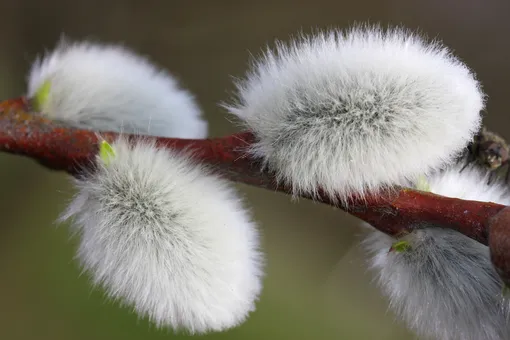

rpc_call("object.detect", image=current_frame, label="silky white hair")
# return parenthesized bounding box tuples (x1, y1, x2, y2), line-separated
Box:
(363, 164, 510, 340)
(27, 39, 207, 138)
(227, 26, 483, 203)
(60, 138, 263, 334)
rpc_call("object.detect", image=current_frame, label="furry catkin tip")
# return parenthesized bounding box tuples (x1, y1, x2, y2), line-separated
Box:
(27, 39, 207, 138)
(227, 25, 483, 203)
(363, 164, 510, 340)
(60, 138, 263, 333)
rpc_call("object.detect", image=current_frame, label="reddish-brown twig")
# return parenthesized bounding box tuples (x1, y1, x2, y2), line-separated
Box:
(1, 96, 509, 283)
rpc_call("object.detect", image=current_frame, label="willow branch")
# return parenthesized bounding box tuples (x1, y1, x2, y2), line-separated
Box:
(1, 97, 509, 279)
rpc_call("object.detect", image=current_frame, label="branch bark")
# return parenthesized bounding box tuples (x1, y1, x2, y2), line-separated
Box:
(1, 96, 509, 283)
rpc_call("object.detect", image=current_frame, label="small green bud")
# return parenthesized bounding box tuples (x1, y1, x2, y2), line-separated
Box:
(33, 80, 52, 112)
(415, 174, 431, 192)
(99, 140, 116, 166)
(390, 240, 412, 253)
(503, 285, 510, 298)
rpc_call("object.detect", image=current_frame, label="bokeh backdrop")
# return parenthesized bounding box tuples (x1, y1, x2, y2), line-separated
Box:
(0, 1, 509, 339)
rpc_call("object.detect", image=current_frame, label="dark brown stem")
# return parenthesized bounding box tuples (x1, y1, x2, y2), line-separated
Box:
(0, 97, 507, 250)
(489, 207, 510, 286)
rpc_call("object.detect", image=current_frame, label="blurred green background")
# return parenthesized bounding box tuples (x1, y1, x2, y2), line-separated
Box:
(0, 0, 509, 339)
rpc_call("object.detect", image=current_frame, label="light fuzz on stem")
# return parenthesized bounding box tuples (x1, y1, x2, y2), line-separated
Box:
(60, 137, 264, 334)
(228, 25, 483, 204)
(27, 39, 207, 138)
(363, 164, 510, 340)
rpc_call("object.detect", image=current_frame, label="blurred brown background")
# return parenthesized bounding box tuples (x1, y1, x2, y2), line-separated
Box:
(0, 0, 508, 339)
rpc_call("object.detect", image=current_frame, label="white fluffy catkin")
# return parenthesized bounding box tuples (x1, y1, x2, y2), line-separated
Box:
(363, 164, 510, 340)
(27, 40, 207, 138)
(60, 138, 263, 333)
(227, 26, 483, 202)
